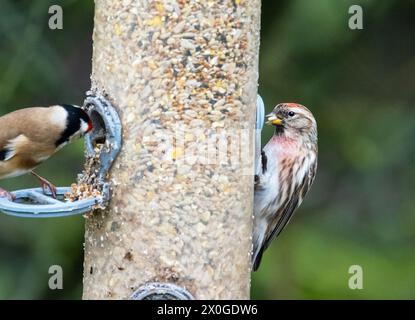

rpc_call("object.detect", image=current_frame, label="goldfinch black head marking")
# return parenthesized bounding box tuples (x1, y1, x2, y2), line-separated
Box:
(55, 104, 92, 147)
(0, 149, 8, 161)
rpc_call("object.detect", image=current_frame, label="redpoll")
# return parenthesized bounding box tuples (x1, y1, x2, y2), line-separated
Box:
(252, 103, 318, 271)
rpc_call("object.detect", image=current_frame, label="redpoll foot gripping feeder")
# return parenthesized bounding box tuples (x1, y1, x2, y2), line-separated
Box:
(0, 93, 122, 218)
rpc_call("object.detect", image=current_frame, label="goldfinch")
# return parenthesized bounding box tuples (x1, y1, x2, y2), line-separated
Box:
(0, 104, 92, 200)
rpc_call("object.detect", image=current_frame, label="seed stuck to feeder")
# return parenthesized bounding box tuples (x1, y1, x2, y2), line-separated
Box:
(64, 141, 105, 213)
(65, 183, 102, 203)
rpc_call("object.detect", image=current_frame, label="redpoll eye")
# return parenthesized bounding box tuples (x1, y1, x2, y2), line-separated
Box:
(288, 111, 295, 117)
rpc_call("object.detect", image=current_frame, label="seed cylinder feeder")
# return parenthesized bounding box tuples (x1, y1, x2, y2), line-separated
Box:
(83, 0, 261, 299)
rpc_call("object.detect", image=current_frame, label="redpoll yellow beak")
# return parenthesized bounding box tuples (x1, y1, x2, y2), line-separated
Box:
(266, 114, 283, 126)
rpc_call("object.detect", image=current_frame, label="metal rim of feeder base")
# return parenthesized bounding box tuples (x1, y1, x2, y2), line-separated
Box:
(130, 282, 194, 300)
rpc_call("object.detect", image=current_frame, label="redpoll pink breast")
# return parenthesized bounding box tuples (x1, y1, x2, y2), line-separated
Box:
(253, 103, 318, 271)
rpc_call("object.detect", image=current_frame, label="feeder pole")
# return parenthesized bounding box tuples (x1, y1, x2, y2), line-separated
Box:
(83, 0, 261, 299)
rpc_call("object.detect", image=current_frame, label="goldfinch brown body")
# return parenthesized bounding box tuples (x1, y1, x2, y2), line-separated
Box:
(0, 105, 92, 199)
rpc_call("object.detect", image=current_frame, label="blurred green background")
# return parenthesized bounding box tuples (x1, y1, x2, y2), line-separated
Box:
(0, 0, 414, 299)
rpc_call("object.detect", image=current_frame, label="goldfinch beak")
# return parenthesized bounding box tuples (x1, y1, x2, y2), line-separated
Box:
(266, 113, 283, 126)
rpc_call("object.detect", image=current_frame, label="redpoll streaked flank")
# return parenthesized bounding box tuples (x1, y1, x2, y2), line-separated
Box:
(252, 103, 318, 271)
(0, 105, 92, 200)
